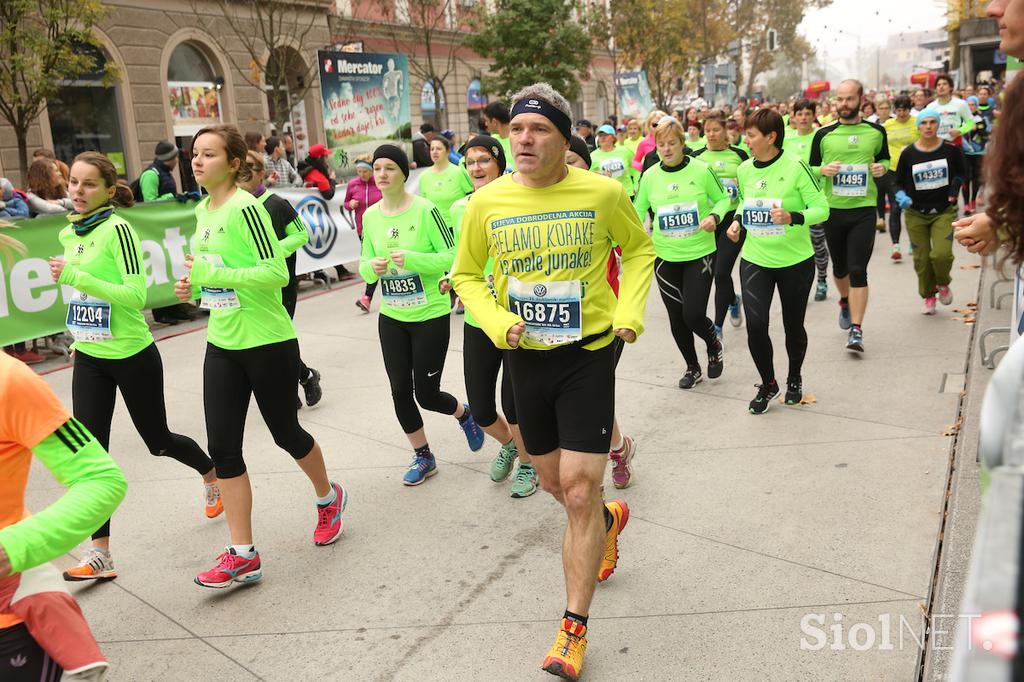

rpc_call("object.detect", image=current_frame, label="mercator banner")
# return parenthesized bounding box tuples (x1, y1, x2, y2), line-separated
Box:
(0, 192, 362, 347)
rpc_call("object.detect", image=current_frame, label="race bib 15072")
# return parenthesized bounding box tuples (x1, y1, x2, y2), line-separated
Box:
(741, 198, 785, 237)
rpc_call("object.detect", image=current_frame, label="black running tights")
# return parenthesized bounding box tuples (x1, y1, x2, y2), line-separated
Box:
(739, 257, 815, 385)
(655, 255, 718, 368)
(73, 343, 214, 540)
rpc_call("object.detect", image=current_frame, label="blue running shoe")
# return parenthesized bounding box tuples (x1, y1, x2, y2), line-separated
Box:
(403, 455, 437, 486)
(838, 303, 852, 330)
(459, 404, 485, 452)
(728, 295, 743, 327)
(846, 326, 864, 353)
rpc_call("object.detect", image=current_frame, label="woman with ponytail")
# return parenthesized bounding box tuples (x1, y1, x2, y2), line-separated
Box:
(49, 151, 220, 583)
(173, 125, 347, 588)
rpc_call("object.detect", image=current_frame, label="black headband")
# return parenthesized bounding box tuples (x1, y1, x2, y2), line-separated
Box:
(510, 97, 572, 141)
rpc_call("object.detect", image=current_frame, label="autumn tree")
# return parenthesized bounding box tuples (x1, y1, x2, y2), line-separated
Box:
(195, 0, 333, 134)
(610, 0, 732, 111)
(727, 0, 830, 99)
(372, 0, 471, 128)
(467, 0, 592, 101)
(0, 0, 114, 181)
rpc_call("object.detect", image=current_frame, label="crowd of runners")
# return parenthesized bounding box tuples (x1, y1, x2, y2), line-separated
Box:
(0, 67, 1001, 680)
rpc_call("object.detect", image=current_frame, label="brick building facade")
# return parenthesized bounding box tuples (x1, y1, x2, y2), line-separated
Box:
(0, 0, 615, 188)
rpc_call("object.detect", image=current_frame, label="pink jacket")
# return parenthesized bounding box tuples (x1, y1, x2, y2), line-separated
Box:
(344, 176, 382, 237)
(633, 134, 656, 171)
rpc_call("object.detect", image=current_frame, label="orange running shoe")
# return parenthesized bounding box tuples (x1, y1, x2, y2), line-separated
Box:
(63, 548, 117, 581)
(205, 480, 224, 518)
(541, 618, 587, 680)
(597, 499, 629, 583)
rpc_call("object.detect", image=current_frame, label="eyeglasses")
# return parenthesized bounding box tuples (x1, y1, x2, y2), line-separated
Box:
(465, 157, 493, 169)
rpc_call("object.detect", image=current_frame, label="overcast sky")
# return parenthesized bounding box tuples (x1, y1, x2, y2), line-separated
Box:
(799, 0, 950, 75)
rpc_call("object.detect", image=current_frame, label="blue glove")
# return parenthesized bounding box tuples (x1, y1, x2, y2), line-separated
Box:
(894, 190, 913, 210)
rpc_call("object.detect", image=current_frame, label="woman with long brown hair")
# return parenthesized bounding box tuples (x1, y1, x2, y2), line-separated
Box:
(174, 124, 346, 588)
(26, 159, 72, 215)
(49, 152, 219, 582)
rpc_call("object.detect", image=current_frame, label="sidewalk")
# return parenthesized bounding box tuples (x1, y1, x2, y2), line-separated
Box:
(27, 236, 981, 681)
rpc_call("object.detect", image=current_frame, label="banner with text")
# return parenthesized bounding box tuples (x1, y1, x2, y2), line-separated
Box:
(0, 193, 363, 347)
(317, 50, 411, 174)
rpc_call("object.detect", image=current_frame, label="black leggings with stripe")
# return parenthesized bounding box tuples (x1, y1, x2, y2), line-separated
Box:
(655, 255, 718, 369)
(379, 313, 459, 433)
(72, 343, 214, 540)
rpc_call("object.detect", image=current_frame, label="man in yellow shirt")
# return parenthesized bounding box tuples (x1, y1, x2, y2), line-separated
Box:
(451, 82, 654, 680)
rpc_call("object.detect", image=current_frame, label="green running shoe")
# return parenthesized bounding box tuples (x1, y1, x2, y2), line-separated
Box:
(490, 441, 517, 482)
(510, 462, 538, 498)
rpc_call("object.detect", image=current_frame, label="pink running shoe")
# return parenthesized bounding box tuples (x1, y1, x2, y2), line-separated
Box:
(314, 481, 348, 546)
(355, 295, 371, 313)
(194, 548, 262, 588)
(609, 435, 636, 489)
(936, 285, 953, 306)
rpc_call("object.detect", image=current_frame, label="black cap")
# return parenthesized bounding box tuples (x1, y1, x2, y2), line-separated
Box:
(372, 144, 410, 179)
(462, 135, 507, 174)
(154, 140, 179, 161)
(419, 123, 436, 134)
(575, 119, 593, 129)
(568, 135, 591, 168)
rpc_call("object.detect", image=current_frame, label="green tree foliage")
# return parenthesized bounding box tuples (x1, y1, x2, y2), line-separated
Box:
(467, 0, 592, 101)
(0, 0, 114, 181)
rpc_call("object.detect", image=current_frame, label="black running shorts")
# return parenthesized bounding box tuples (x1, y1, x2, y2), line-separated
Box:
(504, 340, 616, 455)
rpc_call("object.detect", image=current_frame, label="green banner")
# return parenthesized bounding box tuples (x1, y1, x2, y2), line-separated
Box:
(0, 200, 200, 347)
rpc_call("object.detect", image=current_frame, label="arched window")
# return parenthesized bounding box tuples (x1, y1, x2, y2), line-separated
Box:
(47, 43, 128, 175)
(167, 42, 223, 138)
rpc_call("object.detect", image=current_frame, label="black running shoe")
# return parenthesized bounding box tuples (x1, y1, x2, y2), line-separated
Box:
(784, 377, 802, 405)
(707, 339, 724, 379)
(301, 368, 323, 407)
(748, 381, 780, 414)
(678, 367, 703, 389)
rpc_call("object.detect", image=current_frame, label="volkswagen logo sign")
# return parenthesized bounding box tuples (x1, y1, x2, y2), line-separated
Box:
(80, 292, 88, 301)
(297, 195, 338, 259)
(533, 284, 547, 297)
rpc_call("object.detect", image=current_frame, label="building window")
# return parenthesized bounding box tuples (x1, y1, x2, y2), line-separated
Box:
(167, 42, 223, 139)
(47, 43, 128, 175)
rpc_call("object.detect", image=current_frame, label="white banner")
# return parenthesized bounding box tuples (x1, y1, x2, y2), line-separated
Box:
(274, 187, 360, 275)
(275, 169, 424, 276)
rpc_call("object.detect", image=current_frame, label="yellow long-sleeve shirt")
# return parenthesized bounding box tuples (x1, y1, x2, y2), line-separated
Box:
(451, 166, 655, 351)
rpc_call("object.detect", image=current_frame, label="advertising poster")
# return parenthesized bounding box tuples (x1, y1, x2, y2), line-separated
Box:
(317, 51, 411, 172)
(168, 83, 222, 136)
(615, 71, 654, 121)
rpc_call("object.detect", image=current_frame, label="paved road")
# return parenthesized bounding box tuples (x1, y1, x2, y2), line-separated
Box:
(28, 234, 980, 681)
